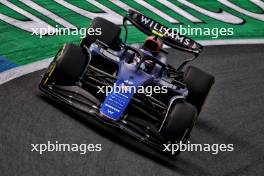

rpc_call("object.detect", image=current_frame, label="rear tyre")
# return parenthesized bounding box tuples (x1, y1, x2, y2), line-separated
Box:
(80, 17, 121, 49)
(160, 102, 197, 143)
(43, 43, 88, 85)
(183, 66, 215, 114)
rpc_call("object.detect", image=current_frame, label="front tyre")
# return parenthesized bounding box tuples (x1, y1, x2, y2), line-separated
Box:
(160, 101, 197, 143)
(41, 43, 88, 85)
(80, 17, 121, 49)
(183, 66, 215, 114)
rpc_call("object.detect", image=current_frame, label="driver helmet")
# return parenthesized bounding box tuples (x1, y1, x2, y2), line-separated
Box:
(143, 36, 163, 56)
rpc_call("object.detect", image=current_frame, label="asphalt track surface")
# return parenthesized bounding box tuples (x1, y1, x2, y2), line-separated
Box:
(0, 45, 264, 176)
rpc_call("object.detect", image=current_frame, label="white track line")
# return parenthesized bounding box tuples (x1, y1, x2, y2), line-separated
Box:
(199, 39, 264, 45)
(0, 58, 52, 85)
(0, 39, 264, 85)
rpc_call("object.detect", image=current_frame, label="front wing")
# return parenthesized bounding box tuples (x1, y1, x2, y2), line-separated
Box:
(39, 82, 172, 155)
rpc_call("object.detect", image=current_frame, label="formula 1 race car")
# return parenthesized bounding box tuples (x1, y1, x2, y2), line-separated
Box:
(39, 10, 214, 155)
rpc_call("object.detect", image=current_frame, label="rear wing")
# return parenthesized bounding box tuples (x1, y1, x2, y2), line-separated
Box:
(124, 9, 203, 54)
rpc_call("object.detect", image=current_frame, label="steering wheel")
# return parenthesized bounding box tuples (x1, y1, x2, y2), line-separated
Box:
(123, 45, 167, 70)
(123, 45, 144, 67)
(143, 55, 167, 69)
(123, 45, 143, 59)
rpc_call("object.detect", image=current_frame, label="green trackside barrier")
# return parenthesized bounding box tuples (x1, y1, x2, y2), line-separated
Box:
(0, 0, 263, 66)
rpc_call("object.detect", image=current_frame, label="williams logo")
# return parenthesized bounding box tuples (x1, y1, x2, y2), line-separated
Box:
(140, 15, 190, 46)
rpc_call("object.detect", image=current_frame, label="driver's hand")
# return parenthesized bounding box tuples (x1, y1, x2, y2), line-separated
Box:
(133, 54, 141, 64)
(143, 60, 154, 73)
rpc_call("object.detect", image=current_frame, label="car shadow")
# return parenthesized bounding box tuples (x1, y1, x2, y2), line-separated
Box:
(37, 93, 202, 173)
